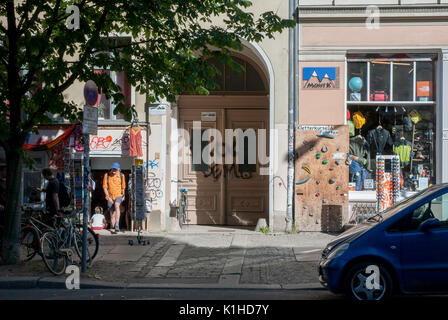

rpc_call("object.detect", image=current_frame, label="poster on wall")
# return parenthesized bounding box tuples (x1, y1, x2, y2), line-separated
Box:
(302, 67, 340, 89)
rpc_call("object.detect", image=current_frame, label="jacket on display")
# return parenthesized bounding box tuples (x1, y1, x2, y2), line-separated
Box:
(393, 139, 413, 168)
(349, 135, 372, 172)
(367, 127, 393, 155)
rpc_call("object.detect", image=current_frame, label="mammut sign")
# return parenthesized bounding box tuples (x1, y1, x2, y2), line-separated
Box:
(302, 67, 339, 90)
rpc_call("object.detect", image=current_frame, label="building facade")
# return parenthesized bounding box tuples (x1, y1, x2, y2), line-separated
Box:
(20, 1, 448, 232)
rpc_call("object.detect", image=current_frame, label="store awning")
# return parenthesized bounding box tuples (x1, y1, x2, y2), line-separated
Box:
(23, 124, 76, 151)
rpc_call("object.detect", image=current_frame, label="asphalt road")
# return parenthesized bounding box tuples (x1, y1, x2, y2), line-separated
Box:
(0, 287, 341, 300)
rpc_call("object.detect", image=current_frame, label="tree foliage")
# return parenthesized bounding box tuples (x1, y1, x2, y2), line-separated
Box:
(0, 0, 293, 263)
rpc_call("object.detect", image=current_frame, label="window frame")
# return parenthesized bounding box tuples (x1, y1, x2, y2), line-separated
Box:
(347, 57, 436, 105)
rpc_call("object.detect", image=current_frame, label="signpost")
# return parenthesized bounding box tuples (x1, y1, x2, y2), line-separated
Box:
(81, 80, 99, 272)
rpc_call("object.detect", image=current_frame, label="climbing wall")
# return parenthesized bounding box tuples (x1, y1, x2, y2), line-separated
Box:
(295, 125, 349, 232)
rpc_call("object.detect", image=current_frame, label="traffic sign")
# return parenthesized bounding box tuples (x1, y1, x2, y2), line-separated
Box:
(82, 105, 98, 135)
(84, 80, 99, 106)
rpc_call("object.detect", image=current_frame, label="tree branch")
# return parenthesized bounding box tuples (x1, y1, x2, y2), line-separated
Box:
(20, 0, 62, 96)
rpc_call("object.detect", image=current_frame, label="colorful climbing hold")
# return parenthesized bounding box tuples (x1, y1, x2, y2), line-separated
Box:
(322, 160, 328, 165)
(316, 153, 322, 159)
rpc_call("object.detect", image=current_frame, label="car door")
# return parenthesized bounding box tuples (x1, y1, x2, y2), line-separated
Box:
(399, 192, 448, 292)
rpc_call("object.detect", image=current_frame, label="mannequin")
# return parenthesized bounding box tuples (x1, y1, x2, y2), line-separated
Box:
(349, 135, 371, 191)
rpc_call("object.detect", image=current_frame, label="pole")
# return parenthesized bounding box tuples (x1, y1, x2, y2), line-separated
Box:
(286, 0, 296, 232)
(81, 131, 89, 272)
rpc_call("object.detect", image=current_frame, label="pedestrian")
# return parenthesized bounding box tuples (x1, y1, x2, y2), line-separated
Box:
(38, 168, 60, 218)
(103, 162, 126, 234)
(89, 206, 106, 230)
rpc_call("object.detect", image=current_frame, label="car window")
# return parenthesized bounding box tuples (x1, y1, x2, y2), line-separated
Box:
(389, 193, 448, 232)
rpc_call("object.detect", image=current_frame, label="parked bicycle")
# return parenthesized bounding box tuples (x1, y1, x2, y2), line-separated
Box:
(40, 211, 95, 275)
(171, 179, 192, 229)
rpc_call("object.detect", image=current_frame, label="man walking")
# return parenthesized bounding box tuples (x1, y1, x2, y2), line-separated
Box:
(103, 163, 126, 234)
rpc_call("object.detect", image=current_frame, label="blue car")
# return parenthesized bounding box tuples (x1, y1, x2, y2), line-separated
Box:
(319, 183, 448, 300)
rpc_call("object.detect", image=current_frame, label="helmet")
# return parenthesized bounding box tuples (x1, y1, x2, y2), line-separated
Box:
(352, 111, 366, 129)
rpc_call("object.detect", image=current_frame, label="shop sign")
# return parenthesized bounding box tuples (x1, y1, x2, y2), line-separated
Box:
(89, 129, 135, 155)
(297, 125, 339, 136)
(149, 104, 167, 115)
(201, 112, 216, 122)
(302, 67, 339, 90)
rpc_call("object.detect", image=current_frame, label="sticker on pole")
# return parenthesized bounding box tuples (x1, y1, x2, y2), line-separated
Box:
(84, 80, 99, 107)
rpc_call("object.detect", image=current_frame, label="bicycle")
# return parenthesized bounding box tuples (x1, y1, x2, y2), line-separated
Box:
(40, 211, 94, 275)
(171, 179, 192, 229)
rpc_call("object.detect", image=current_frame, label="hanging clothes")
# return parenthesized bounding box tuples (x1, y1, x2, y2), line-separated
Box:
(367, 127, 393, 155)
(349, 135, 372, 172)
(129, 126, 143, 157)
(393, 140, 413, 168)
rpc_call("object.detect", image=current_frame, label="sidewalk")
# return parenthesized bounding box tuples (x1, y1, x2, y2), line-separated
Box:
(0, 227, 337, 290)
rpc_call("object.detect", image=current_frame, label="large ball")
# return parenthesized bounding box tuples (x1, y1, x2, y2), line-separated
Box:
(349, 77, 363, 92)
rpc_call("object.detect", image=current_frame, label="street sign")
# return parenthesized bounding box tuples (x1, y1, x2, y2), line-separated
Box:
(82, 105, 98, 135)
(84, 80, 99, 106)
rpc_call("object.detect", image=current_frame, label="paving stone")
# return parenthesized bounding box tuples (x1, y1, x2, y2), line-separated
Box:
(155, 244, 186, 267)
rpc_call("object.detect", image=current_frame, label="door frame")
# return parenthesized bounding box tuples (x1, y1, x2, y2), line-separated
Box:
(172, 41, 275, 228)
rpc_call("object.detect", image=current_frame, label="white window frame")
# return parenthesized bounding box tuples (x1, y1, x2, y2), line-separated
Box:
(347, 57, 436, 105)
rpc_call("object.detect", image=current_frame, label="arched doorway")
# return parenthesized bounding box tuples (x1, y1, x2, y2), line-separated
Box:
(177, 52, 270, 226)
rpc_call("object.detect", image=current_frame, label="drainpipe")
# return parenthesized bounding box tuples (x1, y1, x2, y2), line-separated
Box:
(286, 0, 297, 232)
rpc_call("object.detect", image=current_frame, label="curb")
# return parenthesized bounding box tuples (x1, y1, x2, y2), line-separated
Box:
(0, 277, 323, 291)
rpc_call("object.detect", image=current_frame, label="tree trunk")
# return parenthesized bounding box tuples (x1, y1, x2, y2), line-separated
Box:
(1, 148, 23, 264)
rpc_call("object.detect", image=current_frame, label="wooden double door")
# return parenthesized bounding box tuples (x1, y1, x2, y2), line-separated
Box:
(179, 108, 269, 226)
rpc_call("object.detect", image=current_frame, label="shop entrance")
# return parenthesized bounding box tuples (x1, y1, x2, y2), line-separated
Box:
(91, 170, 131, 230)
(178, 107, 269, 226)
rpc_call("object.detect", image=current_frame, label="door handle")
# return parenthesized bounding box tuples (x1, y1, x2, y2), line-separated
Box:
(390, 245, 397, 250)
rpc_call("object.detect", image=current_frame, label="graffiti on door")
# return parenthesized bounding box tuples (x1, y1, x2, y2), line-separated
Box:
(146, 172, 163, 205)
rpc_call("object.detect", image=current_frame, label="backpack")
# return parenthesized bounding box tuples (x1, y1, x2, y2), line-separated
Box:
(106, 172, 124, 188)
(58, 182, 71, 208)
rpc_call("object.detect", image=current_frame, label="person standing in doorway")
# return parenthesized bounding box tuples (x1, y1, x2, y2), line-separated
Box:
(39, 168, 60, 218)
(103, 163, 126, 234)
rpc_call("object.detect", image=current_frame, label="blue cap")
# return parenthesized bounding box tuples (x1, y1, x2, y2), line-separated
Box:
(111, 162, 120, 170)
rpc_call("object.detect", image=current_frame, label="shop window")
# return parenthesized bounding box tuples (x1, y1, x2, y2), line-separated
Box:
(393, 62, 413, 102)
(416, 61, 435, 102)
(22, 153, 46, 204)
(369, 62, 391, 102)
(347, 56, 436, 103)
(348, 104, 436, 193)
(347, 62, 367, 102)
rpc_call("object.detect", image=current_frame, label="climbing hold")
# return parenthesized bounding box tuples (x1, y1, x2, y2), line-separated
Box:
(329, 178, 335, 184)
(336, 186, 341, 190)
(316, 218, 321, 224)
(316, 153, 322, 159)
(303, 206, 308, 210)
(322, 199, 328, 204)
(316, 180, 320, 185)
(329, 167, 334, 171)
(321, 146, 328, 153)
(322, 160, 328, 165)
(310, 147, 314, 151)
(315, 192, 320, 197)
(309, 211, 314, 217)
(335, 160, 341, 166)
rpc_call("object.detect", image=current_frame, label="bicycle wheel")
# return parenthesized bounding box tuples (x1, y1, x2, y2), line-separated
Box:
(75, 225, 99, 261)
(40, 231, 67, 275)
(73, 230, 93, 266)
(20, 226, 40, 262)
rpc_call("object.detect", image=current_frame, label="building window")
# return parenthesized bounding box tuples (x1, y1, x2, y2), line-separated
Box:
(346, 54, 437, 195)
(95, 37, 132, 120)
(204, 56, 267, 94)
